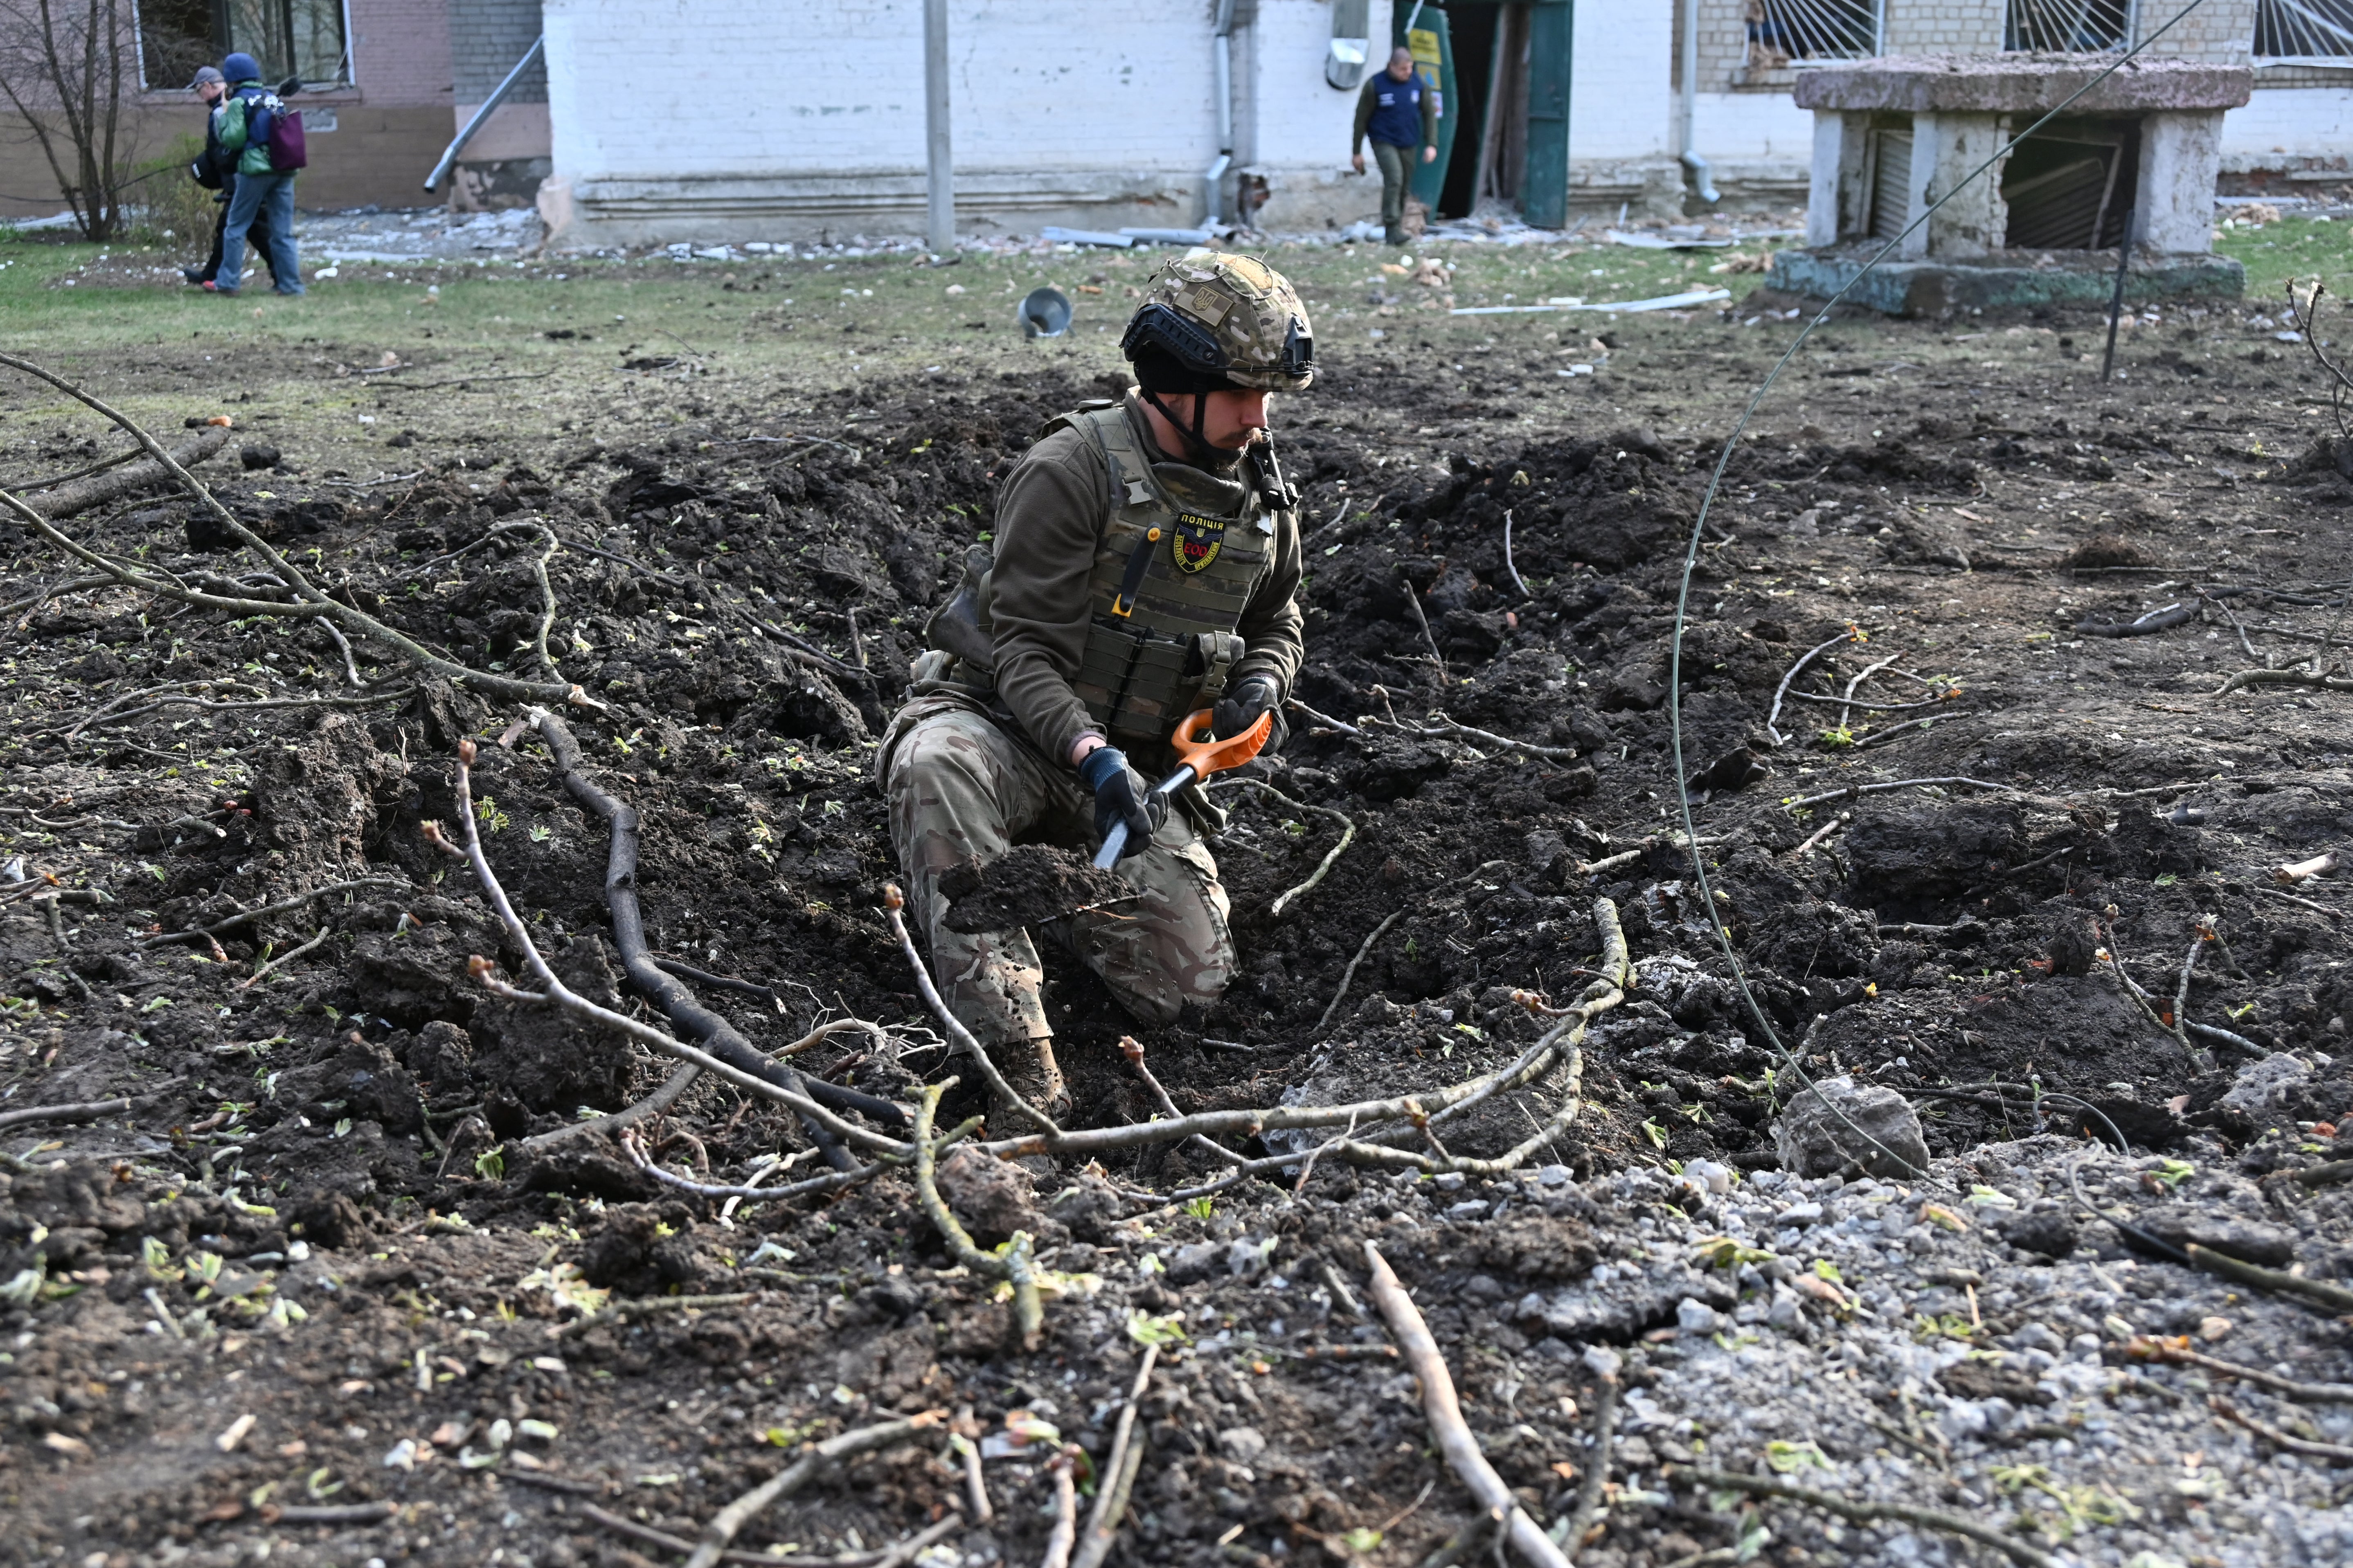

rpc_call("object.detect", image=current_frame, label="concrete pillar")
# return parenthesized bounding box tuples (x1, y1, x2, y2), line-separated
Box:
(2135, 110, 2224, 254)
(1806, 110, 1844, 247)
(1910, 112, 2009, 261)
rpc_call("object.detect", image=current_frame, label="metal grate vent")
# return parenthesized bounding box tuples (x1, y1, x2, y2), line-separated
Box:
(1868, 130, 1913, 241)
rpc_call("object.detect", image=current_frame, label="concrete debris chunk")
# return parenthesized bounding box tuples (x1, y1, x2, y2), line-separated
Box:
(1771, 1074, 1930, 1180)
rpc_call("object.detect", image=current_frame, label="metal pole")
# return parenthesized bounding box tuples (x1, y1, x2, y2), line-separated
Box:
(2101, 206, 2135, 382)
(923, 0, 954, 253)
(424, 36, 544, 192)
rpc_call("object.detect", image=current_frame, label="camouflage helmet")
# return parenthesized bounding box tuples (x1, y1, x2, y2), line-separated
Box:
(1121, 252, 1314, 394)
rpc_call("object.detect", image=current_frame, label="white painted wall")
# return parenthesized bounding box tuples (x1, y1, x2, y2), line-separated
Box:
(1572, 0, 1672, 160)
(2222, 85, 2353, 170)
(541, 0, 1383, 245)
(1692, 90, 1815, 166)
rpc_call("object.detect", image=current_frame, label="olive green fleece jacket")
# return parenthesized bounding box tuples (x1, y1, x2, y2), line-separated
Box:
(987, 395, 1304, 769)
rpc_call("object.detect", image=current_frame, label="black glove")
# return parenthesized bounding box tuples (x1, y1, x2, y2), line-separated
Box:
(1214, 676, 1286, 747)
(1080, 745, 1164, 859)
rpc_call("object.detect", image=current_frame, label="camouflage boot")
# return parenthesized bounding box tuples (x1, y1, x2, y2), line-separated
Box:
(988, 1034, 1070, 1133)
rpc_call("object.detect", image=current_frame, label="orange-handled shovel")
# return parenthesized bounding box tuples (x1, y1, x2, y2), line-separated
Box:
(1093, 708, 1275, 868)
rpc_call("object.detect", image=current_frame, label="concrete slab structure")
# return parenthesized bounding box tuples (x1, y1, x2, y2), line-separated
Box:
(1770, 54, 2252, 314)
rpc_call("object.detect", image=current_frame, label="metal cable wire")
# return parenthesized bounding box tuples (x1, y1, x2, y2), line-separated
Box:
(1665, 0, 2213, 1181)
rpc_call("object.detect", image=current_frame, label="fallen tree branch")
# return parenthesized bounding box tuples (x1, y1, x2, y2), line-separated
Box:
(1362, 1242, 1569, 1568)
(2210, 1397, 2353, 1465)
(1787, 811, 1849, 860)
(1040, 1450, 1080, 1568)
(1220, 777, 1356, 918)
(682, 1412, 948, 1568)
(0, 1095, 137, 1134)
(1284, 697, 1361, 736)
(912, 1081, 1041, 1348)
(426, 743, 903, 1160)
(239, 927, 331, 990)
(526, 709, 901, 1166)
(2276, 850, 2339, 886)
(515, 1062, 702, 1154)
(0, 351, 592, 707)
(1765, 625, 1863, 746)
(1780, 776, 2013, 813)
(1678, 1469, 2056, 1568)
(138, 877, 410, 948)
(2217, 666, 2353, 695)
(2126, 1336, 2353, 1403)
(1555, 1351, 1619, 1553)
(1072, 1345, 1159, 1568)
(2074, 601, 2198, 638)
(1397, 566, 1447, 668)
(16, 426, 232, 520)
(583, 1506, 959, 1568)
(992, 900, 1626, 1175)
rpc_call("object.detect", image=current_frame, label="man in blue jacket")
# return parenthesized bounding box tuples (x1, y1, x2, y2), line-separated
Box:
(1351, 47, 1439, 246)
(183, 65, 279, 290)
(209, 53, 303, 297)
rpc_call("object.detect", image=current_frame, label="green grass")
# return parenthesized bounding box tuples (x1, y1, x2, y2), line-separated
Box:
(2214, 214, 2353, 312)
(0, 221, 1782, 381)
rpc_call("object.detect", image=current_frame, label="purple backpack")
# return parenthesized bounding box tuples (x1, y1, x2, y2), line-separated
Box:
(267, 104, 307, 172)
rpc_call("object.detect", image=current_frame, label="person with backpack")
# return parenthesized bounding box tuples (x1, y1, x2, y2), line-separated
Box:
(183, 65, 279, 290)
(209, 52, 304, 297)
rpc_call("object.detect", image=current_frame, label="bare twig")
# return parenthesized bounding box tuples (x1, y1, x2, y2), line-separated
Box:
(1765, 625, 1863, 747)
(1398, 566, 1446, 667)
(1835, 650, 1904, 736)
(2183, 1242, 2353, 1312)
(913, 1081, 1042, 1347)
(239, 927, 331, 990)
(1072, 1346, 1159, 1568)
(11, 426, 232, 519)
(1220, 777, 1356, 917)
(1039, 1450, 1080, 1568)
(0, 353, 590, 707)
(1788, 811, 1849, 860)
(2211, 1397, 2353, 1465)
(138, 877, 408, 948)
(1680, 1469, 2056, 1568)
(1500, 509, 1531, 598)
(1284, 697, 1361, 736)
(1780, 776, 2013, 812)
(1318, 910, 1403, 1032)
(1556, 1358, 1619, 1553)
(619, 1127, 897, 1204)
(2126, 1336, 2353, 1404)
(555, 1293, 757, 1341)
(516, 1062, 703, 1154)
(681, 1413, 947, 1568)
(0, 1095, 137, 1134)
(1362, 1243, 1570, 1568)
(882, 884, 1060, 1137)
(2217, 666, 2353, 695)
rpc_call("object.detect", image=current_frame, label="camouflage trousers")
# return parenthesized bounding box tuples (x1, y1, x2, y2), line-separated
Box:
(881, 700, 1235, 1047)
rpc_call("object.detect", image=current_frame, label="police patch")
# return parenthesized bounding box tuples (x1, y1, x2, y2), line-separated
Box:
(1173, 513, 1225, 573)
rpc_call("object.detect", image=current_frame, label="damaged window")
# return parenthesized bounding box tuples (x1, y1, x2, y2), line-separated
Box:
(1744, 0, 1880, 70)
(2256, 0, 2353, 61)
(2005, 0, 2131, 52)
(135, 0, 350, 91)
(2001, 118, 2139, 250)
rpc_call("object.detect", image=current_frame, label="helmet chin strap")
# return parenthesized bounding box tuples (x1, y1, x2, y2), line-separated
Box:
(1139, 387, 1246, 471)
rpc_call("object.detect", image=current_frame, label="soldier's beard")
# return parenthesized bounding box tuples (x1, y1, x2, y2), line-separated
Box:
(1139, 388, 1259, 474)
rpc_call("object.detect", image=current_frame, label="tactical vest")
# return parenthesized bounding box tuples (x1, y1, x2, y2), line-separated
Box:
(922, 402, 1281, 758)
(1058, 403, 1274, 750)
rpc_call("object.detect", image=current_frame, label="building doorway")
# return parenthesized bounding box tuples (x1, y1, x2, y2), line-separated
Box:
(1396, 2, 1569, 227)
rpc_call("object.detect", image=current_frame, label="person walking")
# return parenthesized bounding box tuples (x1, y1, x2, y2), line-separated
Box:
(209, 52, 302, 297)
(1352, 46, 1439, 246)
(880, 254, 1313, 1127)
(183, 65, 278, 290)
